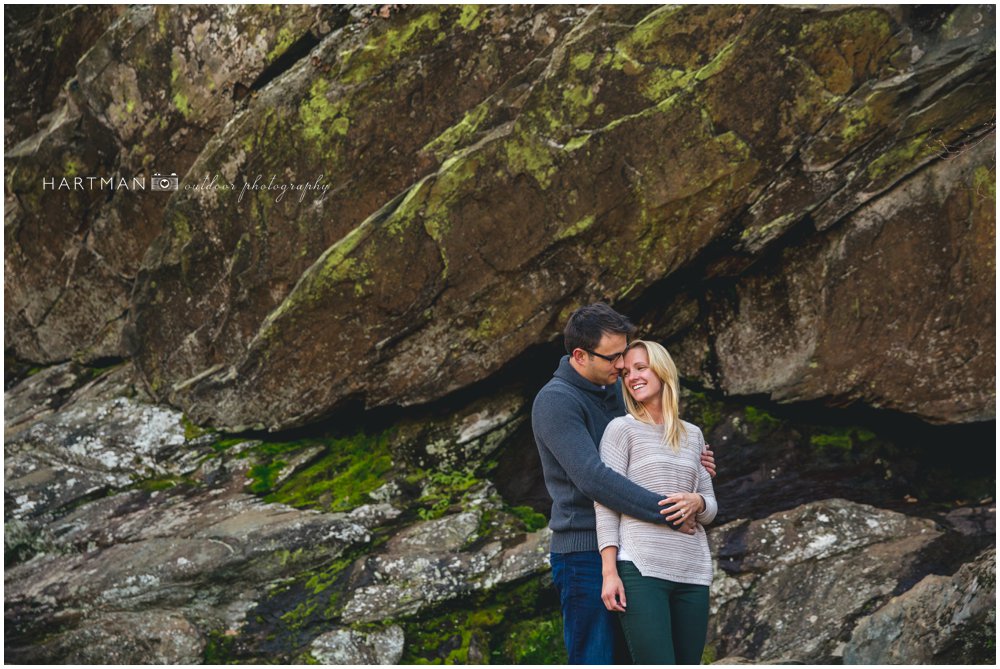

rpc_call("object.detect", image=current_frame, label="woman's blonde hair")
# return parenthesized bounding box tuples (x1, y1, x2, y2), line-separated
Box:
(622, 340, 687, 451)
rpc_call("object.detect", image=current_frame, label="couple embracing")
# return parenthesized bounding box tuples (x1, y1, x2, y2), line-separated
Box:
(532, 303, 718, 665)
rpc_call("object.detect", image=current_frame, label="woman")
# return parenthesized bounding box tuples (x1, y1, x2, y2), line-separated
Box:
(594, 340, 717, 664)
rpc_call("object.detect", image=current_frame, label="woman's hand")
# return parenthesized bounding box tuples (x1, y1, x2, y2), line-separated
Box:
(601, 571, 627, 612)
(659, 492, 705, 527)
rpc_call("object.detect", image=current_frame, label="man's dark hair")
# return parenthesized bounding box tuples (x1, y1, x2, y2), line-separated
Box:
(563, 303, 636, 355)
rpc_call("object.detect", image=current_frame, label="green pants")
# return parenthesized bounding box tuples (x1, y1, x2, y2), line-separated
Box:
(616, 561, 710, 664)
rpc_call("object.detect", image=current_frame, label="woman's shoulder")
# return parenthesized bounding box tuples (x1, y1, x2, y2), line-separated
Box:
(681, 420, 705, 442)
(606, 415, 634, 432)
(603, 415, 644, 438)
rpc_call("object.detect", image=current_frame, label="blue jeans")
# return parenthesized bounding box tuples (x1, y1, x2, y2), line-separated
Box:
(550, 551, 631, 665)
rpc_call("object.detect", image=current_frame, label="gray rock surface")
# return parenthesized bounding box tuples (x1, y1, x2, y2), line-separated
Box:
(2, 364, 377, 663)
(341, 505, 551, 624)
(707, 498, 945, 663)
(4, 361, 128, 436)
(843, 547, 996, 663)
(6, 394, 192, 523)
(3, 362, 550, 663)
(5, 6, 124, 148)
(4, 481, 375, 663)
(10, 609, 205, 665)
(311, 625, 405, 665)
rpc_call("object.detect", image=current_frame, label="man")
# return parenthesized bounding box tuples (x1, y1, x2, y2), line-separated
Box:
(532, 303, 716, 664)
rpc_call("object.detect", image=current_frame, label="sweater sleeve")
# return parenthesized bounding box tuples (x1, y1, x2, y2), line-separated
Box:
(532, 390, 668, 526)
(693, 427, 718, 525)
(594, 423, 630, 550)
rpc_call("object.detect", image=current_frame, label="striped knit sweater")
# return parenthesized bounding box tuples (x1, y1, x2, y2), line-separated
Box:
(594, 415, 718, 586)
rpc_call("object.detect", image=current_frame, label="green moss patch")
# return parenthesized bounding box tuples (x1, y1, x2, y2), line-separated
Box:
(212, 436, 252, 453)
(298, 78, 351, 157)
(203, 629, 240, 664)
(683, 390, 726, 433)
(798, 9, 895, 96)
(866, 132, 935, 182)
(456, 5, 483, 32)
(402, 577, 564, 664)
(503, 134, 557, 188)
(267, 26, 296, 64)
(172, 91, 191, 118)
(264, 432, 393, 512)
(181, 415, 211, 440)
(340, 10, 443, 85)
(85, 360, 125, 380)
(130, 475, 197, 493)
(239, 540, 388, 658)
(500, 613, 566, 664)
(744, 406, 782, 440)
(409, 469, 482, 521)
(809, 426, 876, 453)
(508, 505, 548, 532)
(421, 102, 493, 160)
(973, 165, 996, 202)
(701, 643, 717, 664)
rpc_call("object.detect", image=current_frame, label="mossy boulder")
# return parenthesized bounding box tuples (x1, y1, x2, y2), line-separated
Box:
(109, 5, 995, 430)
(6, 6, 992, 428)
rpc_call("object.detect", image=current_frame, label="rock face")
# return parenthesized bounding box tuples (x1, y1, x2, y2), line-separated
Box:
(340, 510, 550, 624)
(843, 547, 996, 664)
(4, 6, 125, 148)
(3, 366, 991, 663)
(707, 498, 950, 663)
(665, 134, 995, 424)
(3, 4, 996, 665)
(3, 363, 550, 664)
(5, 5, 348, 364)
(3, 366, 378, 663)
(6, 5, 993, 430)
(311, 625, 406, 665)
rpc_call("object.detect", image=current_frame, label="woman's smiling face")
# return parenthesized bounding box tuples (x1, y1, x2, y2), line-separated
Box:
(622, 346, 662, 407)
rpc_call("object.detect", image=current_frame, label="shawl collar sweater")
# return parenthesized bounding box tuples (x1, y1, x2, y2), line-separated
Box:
(531, 355, 667, 553)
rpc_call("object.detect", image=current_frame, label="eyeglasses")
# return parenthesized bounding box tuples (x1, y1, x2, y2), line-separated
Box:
(584, 347, 627, 363)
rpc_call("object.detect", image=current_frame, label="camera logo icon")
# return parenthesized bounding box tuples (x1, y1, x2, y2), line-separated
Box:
(151, 172, 179, 191)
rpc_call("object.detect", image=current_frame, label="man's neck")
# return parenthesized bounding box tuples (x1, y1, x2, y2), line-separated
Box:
(568, 357, 588, 379)
(568, 357, 605, 387)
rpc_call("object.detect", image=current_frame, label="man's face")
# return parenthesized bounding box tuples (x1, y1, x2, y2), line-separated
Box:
(577, 332, 628, 386)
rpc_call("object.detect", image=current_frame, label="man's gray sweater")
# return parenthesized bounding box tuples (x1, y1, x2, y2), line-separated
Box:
(532, 356, 666, 553)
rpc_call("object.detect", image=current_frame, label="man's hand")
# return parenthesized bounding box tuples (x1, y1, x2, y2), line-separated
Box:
(601, 572, 627, 612)
(659, 492, 704, 534)
(677, 513, 698, 534)
(701, 444, 717, 479)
